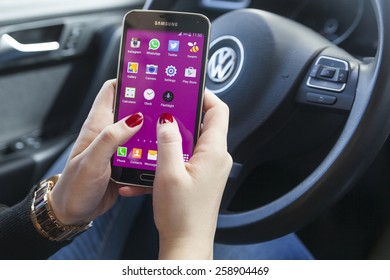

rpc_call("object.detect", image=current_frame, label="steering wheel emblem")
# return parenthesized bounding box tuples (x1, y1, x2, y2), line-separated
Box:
(208, 47, 237, 83)
(206, 36, 244, 94)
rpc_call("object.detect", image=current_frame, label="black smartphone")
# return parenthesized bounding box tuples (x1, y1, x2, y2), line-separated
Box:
(111, 10, 211, 187)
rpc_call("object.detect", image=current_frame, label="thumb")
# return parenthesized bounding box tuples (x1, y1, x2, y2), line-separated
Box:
(156, 113, 186, 176)
(85, 112, 143, 166)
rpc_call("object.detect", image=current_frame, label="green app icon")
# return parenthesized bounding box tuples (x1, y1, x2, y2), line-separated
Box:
(149, 38, 160, 50)
(117, 147, 127, 157)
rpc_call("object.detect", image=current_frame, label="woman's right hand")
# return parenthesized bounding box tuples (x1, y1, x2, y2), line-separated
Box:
(119, 90, 232, 259)
(147, 90, 232, 259)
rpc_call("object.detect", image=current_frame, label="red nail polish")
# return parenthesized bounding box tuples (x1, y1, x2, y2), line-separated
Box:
(125, 113, 143, 127)
(159, 113, 174, 124)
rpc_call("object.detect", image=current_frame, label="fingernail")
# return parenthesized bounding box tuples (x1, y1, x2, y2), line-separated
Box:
(159, 113, 174, 124)
(125, 112, 143, 127)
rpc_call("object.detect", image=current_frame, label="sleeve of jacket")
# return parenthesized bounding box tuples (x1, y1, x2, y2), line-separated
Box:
(0, 187, 70, 260)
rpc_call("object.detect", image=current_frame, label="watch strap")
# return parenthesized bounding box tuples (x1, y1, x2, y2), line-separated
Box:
(30, 175, 93, 241)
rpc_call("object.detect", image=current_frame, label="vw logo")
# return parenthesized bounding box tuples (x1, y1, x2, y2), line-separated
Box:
(208, 47, 237, 83)
(206, 36, 244, 94)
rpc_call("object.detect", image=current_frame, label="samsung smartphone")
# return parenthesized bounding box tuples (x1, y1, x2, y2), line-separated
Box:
(111, 10, 211, 187)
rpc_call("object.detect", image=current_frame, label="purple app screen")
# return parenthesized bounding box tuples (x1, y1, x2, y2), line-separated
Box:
(113, 30, 205, 171)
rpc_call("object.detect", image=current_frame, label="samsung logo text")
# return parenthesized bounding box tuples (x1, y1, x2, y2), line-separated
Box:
(154, 21, 178, 27)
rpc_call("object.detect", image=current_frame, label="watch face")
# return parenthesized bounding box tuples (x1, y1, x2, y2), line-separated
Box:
(162, 91, 174, 102)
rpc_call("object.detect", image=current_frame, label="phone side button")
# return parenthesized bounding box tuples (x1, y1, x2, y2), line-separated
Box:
(140, 174, 155, 182)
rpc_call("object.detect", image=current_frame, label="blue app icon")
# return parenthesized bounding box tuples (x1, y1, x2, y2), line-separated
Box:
(168, 40, 180, 52)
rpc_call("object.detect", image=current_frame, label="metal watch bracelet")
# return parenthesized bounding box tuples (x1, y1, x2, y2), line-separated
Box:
(30, 174, 93, 242)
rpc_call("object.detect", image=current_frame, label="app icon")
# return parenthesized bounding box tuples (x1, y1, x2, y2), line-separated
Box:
(147, 150, 158, 161)
(168, 40, 180, 52)
(163, 91, 174, 102)
(188, 42, 199, 53)
(184, 67, 197, 78)
(143, 88, 155, 101)
(125, 87, 136, 98)
(131, 148, 142, 159)
(130, 38, 140, 48)
(146, 64, 158, 75)
(165, 65, 177, 77)
(127, 62, 138, 73)
(117, 147, 127, 157)
(149, 38, 160, 50)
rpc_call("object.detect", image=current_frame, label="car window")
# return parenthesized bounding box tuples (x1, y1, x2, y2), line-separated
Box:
(0, 0, 144, 23)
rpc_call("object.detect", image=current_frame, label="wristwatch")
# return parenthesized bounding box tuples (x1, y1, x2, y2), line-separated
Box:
(30, 174, 93, 241)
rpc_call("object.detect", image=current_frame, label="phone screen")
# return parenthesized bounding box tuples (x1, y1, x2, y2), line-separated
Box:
(111, 11, 209, 186)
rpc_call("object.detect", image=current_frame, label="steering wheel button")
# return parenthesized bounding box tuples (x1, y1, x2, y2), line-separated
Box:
(307, 56, 350, 92)
(309, 65, 321, 77)
(337, 69, 349, 83)
(320, 67, 336, 78)
(307, 77, 345, 91)
(318, 57, 348, 70)
(306, 92, 337, 105)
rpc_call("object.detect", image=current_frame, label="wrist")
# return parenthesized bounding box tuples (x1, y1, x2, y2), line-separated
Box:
(48, 179, 83, 226)
(159, 236, 214, 260)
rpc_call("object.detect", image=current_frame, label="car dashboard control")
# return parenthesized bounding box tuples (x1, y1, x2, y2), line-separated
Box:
(296, 54, 358, 111)
(307, 56, 349, 92)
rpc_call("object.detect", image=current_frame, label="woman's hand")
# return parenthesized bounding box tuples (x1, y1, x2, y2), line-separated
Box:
(122, 90, 233, 259)
(49, 80, 150, 226)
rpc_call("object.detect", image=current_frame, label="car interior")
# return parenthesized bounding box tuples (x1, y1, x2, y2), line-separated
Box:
(1, 0, 389, 260)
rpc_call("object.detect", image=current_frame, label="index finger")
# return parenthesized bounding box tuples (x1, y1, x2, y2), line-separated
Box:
(88, 79, 117, 118)
(198, 90, 230, 147)
(71, 79, 117, 158)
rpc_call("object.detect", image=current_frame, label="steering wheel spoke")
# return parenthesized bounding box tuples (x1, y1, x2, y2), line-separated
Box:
(220, 162, 243, 210)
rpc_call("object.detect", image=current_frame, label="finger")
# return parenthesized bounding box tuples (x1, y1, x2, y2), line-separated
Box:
(197, 90, 230, 147)
(155, 113, 186, 176)
(84, 112, 143, 167)
(88, 79, 117, 118)
(71, 80, 117, 157)
(118, 186, 153, 197)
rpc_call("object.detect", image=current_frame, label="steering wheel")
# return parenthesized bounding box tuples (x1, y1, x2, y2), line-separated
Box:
(210, 0, 390, 243)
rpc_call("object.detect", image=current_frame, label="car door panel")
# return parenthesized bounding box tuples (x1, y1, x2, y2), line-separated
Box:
(0, 5, 138, 205)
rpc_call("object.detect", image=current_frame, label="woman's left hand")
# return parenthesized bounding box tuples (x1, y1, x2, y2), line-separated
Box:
(49, 80, 151, 226)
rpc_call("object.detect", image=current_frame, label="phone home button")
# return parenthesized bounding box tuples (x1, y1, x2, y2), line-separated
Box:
(140, 173, 155, 182)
